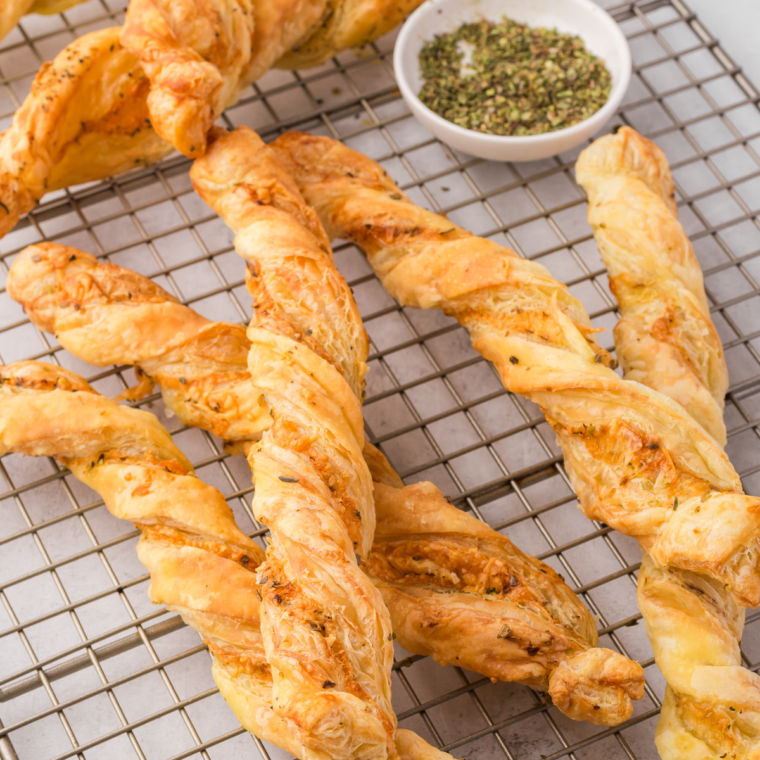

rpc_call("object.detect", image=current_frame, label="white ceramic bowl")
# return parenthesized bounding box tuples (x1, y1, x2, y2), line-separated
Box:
(393, 0, 632, 161)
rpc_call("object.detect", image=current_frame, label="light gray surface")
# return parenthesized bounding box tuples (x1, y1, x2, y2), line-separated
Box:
(688, 0, 760, 86)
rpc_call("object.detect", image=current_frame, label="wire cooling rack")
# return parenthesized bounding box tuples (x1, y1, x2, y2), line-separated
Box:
(1, 0, 760, 758)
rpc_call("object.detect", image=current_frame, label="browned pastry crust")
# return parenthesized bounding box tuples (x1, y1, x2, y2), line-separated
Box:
(119, 0, 343, 157)
(0, 360, 455, 760)
(119, 0, 257, 158)
(275, 0, 425, 70)
(0, 360, 273, 736)
(579, 128, 760, 759)
(191, 125, 645, 726)
(0, 1, 424, 240)
(9, 234, 644, 725)
(7, 242, 270, 446)
(576, 126, 728, 445)
(10, 236, 645, 726)
(119, 0, 427, 157)
(0, 27, 171, 241)
(270, 130, 760, 609)
(367, 480, 644, 725)
(639, 557, 760, 760)
(7, 123, 645, 726)
(190, 125, 401, 759)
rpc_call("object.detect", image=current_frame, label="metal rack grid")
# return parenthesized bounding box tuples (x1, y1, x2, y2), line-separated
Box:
(1, 0, 759, 758)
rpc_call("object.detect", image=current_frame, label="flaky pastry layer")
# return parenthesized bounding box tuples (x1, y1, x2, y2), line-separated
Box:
(0, 0, 426, 246)
(190, 124, 644, 728)
(9, 235, 643, 725)
(0, 361, 458, 760)
(0, 27, 171, 240)
(579, 127, 760, 760)
(576, 126, 728, 445)
(271, 130, 760, 609)
(7, 125, 645, 727)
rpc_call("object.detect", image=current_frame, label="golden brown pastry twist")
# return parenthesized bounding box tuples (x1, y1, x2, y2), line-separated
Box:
(0, 27, 171, 241)
(269, 131, 760, 609)
(7, 241, 271, 447)
(8, 232, 644, 725)
(0, 0, 89, 43)
(192, 126, 645, 727)
(638, 556, 760, 760)
(119, 0, 425, 155)
(367, 471, 644, 725)
(0, 1, 424, 239)
(579, 128, 760, 759)
(119, 0, 258, 158)
(0, 360, 454, 760)
(576, 126, 728, 445)
(0, 360, 280, 744)
(0, 0, 426, 243)
(192, 125, 645, 728)
(189, 125, 401, 759)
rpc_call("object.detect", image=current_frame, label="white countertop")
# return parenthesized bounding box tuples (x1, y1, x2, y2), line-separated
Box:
(688, 0, 760, 86)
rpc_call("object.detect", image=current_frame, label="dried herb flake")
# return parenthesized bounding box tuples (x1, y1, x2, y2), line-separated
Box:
(418, 17, 612, 137)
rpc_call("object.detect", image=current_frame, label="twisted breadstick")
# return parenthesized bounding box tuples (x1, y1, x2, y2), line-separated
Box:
(0, 360, 453, 760)
(579, 127, 760, 759)
(0, 27, 171, 241)
(7, 241, 272, 447)
(0, 0, 88, 43)
(119, 0, 257, 158)
(0, 360, 275, 745)
(367, 470, 644, 725)
(639, 556, 760, 759)
(576, 126, 728, 445)
(9, 229, 644, 725)
(270, 131, 760, 609)
(192, 125, 644, 726)
(120, 0, 425, 155)
(188, 125, 401, 759)
(0, 1, 423, 240)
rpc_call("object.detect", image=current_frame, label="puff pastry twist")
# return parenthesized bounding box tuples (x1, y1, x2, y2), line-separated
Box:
(189, 125, 644, 727)
(270, 131, 760, 609)
(576, 126, 728, 445)
(188, 125, 402, 759)
(120, 0, 424, 156)
(367, 467, 644, 725)
(0, 360, 278, 744)
(0, 28, 172, 241)
(579, 127, 760, 759)
(639, 555, 760, 760)
(9, 234, 643, 726)
(0, 360, 453, 760)
(7, 122, 644, 725)
(119, 0, 258, 158)
(7, 241, 271, 447)
(0, 0, 423, 239)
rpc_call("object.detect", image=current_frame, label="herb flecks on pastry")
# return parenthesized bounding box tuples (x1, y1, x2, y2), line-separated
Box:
(272, 130, 760, 609)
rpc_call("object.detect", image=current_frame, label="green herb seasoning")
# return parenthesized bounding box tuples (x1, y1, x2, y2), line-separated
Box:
(418, 17, 612, 136)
